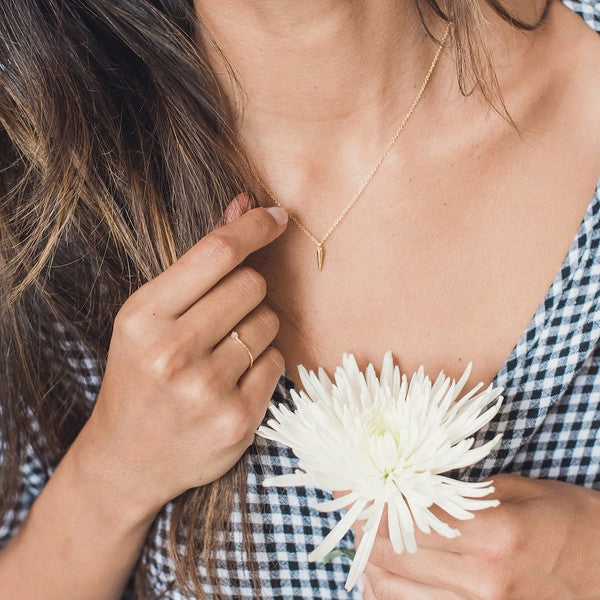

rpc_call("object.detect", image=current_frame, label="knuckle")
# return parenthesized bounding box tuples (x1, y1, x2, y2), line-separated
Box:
(484, 514, 522, 564)
(237, 266, 267, 298)
(239, 431, 256, 450)
(147, 343, 186, 382)
(205, 231, 243, 264)
(114, 302, 145, 339)
(174, 361, 215, 401)
(478, 578, 511, 600)
(129, 281, 151, 302)
(216, 405, 250, 446)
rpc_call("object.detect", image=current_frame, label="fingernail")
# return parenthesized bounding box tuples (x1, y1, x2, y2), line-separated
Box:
(266, 206, 288, 226)
(224, 194, 250, 224)
(235, 193, 250, 212)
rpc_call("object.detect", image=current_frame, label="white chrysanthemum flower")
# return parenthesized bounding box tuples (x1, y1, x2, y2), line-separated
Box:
(256, 350, 505, 592)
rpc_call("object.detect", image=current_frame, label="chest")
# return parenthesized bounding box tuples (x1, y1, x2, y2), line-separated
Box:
(243, 10, 600, 394)
(247, 124, 599, 393)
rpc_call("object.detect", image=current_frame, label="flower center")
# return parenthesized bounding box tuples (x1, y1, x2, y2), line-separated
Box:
(362, 409, 414, 488)
(365, 411, 399, 439)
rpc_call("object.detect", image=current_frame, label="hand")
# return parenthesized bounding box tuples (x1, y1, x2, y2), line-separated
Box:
(335, 474, 600, 599)
(74, 194, 289, 521)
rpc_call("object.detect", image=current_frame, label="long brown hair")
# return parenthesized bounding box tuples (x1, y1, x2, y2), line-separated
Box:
(0, 1, 552, 597)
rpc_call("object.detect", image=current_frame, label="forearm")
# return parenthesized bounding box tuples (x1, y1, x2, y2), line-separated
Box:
(0, 432, 159, 600)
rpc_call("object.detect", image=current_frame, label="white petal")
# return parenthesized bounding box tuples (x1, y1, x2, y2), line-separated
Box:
(408, 504, 432, 534)
(430, 369, 448, 398)
(298, 365, 331, 406)
(453, 360, 473, 398)
(317, 366, 334, 395)
(440, 434, 502, 472)
(380, 350, 394, 387)
(308, 498, 368, 562)
(432, 496, 475, 521)
(387, 498, 405, 554)
(423, 509, 462, 538)
(365, 362, 379, 396)
(437, 477, 497, 497)
(392, 493, 417, 553)
(311, 492, 359, 512)
(344, 498, 386, 591)
(261, 473, 314, 487)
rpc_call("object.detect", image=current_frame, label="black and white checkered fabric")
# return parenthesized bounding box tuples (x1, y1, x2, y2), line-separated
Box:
(1, 3, 599, 598)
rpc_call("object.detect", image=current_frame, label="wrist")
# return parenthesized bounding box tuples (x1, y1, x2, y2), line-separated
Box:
(63, 420, 163, 534)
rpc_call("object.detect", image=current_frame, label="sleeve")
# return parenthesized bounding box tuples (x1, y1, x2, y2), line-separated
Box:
(0, 321, 101, 548)
(0, 420, 51, 547)
(507, 333, 600, 490)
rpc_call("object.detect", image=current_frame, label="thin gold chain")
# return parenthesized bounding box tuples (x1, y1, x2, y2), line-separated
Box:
(225, 23, 450, 270)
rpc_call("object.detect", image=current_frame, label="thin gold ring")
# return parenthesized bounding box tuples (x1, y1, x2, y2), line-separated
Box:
(230, 330, 254, 368)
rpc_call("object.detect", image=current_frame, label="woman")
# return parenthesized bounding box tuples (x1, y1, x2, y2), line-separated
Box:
(0, 0, 599, 598)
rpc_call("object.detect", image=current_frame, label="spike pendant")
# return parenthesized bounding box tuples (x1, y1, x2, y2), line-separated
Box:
(316, 243, 324, 271)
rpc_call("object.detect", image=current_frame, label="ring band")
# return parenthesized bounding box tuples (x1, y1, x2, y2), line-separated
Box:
(230, 330, 254, 368)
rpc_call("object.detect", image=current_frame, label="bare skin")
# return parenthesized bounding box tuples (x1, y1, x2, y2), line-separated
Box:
(0, 1, 598, 598)
(196, 0, 600, 391)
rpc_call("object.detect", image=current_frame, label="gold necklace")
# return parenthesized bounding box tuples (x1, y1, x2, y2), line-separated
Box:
(226, 24, 450, 271)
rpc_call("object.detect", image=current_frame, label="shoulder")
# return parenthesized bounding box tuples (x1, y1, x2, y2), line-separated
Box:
(552, 1, 600, 99)
(533, 1, 600, 171)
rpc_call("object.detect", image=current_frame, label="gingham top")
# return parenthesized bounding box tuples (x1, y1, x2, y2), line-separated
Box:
(1, 2, 599, 598)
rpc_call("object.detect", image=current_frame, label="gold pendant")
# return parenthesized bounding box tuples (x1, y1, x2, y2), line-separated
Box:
(316, 243, 324, 271)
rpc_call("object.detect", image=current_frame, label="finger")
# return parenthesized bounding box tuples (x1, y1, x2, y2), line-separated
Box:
(362, 496, 503, 555)
(147, 200, 288, 317)
(211, 303, 280, 383)
(367, 535, 476, 596)
(351, 502, 480, 597)
(177, 265, 267, 347)
(352, 502, 467, 555)
(238, 345, 286, 430)
(364, 563, 461, 600)
(413, 501, 505, 555)
(486, 472, 542, 501)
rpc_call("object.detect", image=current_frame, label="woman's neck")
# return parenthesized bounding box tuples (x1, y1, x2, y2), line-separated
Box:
(192, 1, 550, 206)
(193, 0, 446, 153)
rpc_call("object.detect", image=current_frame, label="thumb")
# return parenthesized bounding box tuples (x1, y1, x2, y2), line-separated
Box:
(223, 193, 251, 225)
